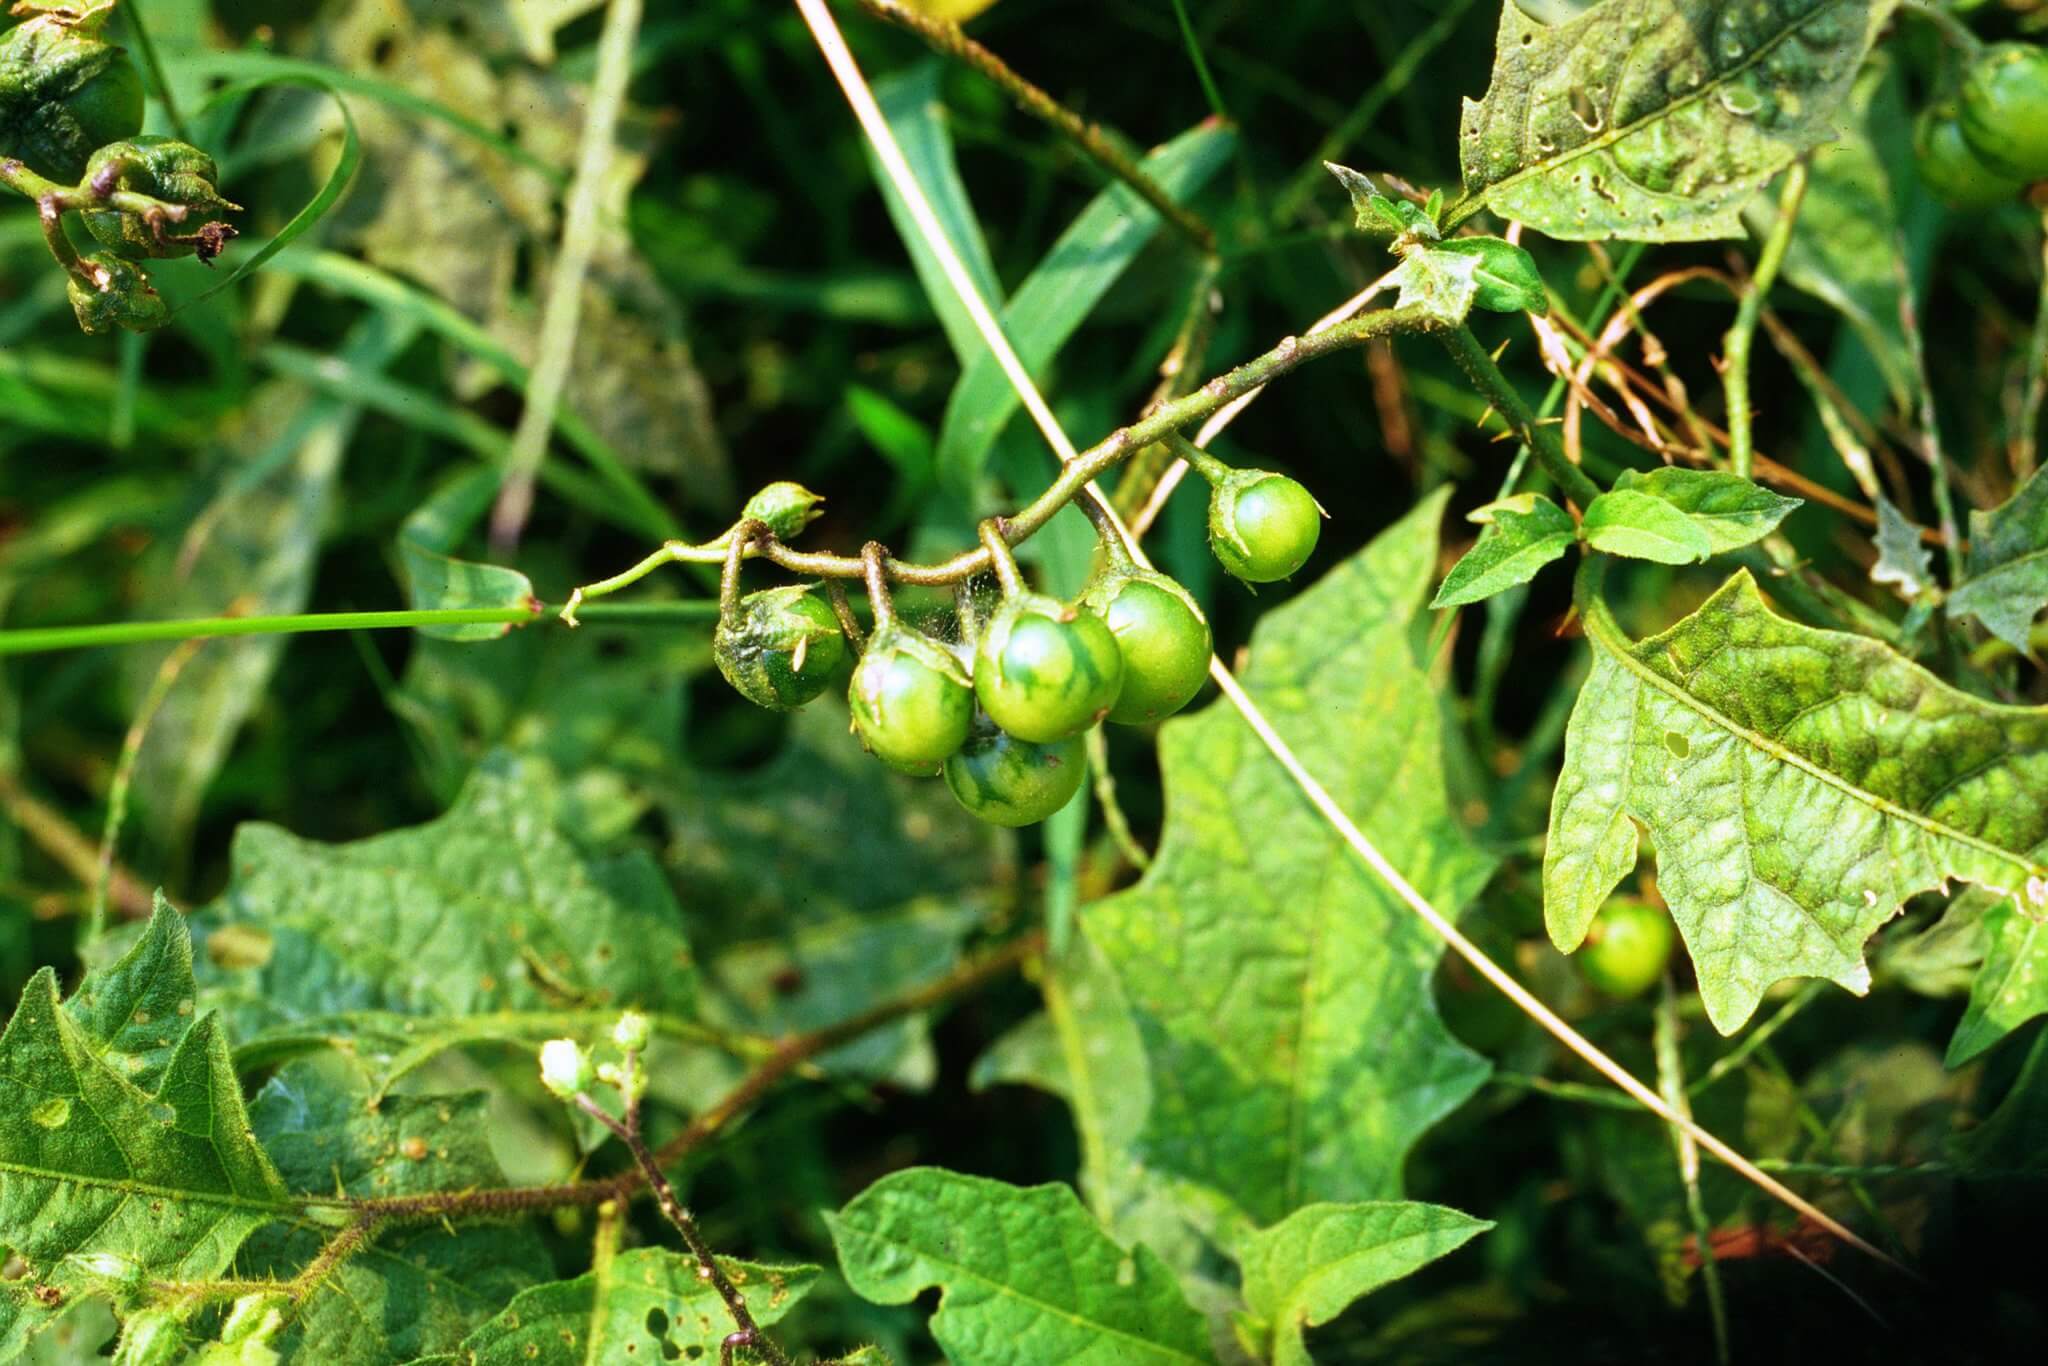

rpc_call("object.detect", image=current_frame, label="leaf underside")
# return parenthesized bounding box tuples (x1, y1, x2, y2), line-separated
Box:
(1547, 569, 2048, 1032)
(1457, 0, 1896, 241)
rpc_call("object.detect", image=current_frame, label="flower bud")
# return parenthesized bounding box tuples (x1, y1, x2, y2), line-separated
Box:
(612, 1009, 652, 1053)
(538, 1038, 593, 1098)
(741, 482, 826, 541)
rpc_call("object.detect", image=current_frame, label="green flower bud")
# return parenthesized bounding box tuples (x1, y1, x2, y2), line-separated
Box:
(0, 12, 144, 182)
(80, 135, 241, 262)
(612, 1010, 652, 1053)
(741, 481, 827, 541)
(66, 251, 167, 335)
(538, 1038, 594, 1098)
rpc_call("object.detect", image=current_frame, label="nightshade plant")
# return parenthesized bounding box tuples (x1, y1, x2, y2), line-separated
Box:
(3, 0, 2048, 1363)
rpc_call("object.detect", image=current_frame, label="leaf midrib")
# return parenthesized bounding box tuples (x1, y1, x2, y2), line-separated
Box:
(1457, 0, 1857, 221)
(1583, 601, 2043, 885)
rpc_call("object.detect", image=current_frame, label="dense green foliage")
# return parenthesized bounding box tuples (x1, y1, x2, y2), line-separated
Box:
(4, 1, 2048, 1362)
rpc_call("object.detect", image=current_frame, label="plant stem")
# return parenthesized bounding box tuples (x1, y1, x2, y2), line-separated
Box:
(90, 636, 204, 944)
(1689, 980, 1825, 1096)
(1898, 251, 1969, 584)
(1724, 161, 1808, 480)
(1899, 0, 1985, 55)
(1656, 977, 1730, 1366)
(1438, 324, 1603, 508)
(2016, 209, 2048, 480)
(854, 0, 1216, 253)
(1166, 0, 1229, 121)
(119, 0, 194, 143)
(0, 607, 542, 656)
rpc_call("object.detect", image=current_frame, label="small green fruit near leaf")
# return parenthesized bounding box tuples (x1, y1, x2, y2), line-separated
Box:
(850, 624, 975, 773)
(943, 714, 1085, 827)
(0, 14, 144, 182)
(1915, 103, 2028, 209)
(742, 480, 827, 541)
(1081, 570, 1211, 724)
(972, 593, 1124, 743)
(80, 135, 241, 261)
(1209, 471, 1322, 583)
(1960, 43, 2048, 182)
(1575, 899, 1676, 1000)
(714, 584, 848, 711)
(66, 252, 167, 335)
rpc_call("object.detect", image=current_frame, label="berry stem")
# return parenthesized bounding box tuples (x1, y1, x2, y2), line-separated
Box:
(978, 519, 1027, 597)
(1166, 432, 1236, 488)
(860, 542, 898, 632)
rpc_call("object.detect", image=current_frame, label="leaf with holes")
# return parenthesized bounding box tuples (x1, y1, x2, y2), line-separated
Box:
(1454, 0, 1898, 241)
(1548, 566, 2048, 1032)
(1086, 493, 1494, 1228)
(0, 900, 292, 1356)
(826, 1168, 1214, 1365)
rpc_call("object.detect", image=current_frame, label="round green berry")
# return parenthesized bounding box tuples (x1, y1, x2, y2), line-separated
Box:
(713, 585, 847, 711)
(1576, 898, 1677, 1000)
(849, 624, 975, 774)
(972, 592, 1123, 743)
(1209, 471, 1322, 583)
(943, 714, 1085, 827)
(80, 136, 239, 261)
(1960, 43, 2048, 182)
(0, 16, 144, 182)
(1915, 103, 2028, 209)
(1081, 570, 1211, 725)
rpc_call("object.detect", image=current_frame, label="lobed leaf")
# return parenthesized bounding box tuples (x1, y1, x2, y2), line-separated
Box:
(1455, 0, 1897, 241)
(1870, 494, 1933, 600)
(826, 1169, 1214, 1365)
(1948, 463, 2048, 653)
(1231, 1202, 1492, 1366)
(1547, 567, 2048, 1031)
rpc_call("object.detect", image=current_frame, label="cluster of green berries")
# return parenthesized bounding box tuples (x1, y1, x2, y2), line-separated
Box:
(1, 5, 239, 334)
(1914, 39, 2048, 208)
(707, 462, 1322, 827)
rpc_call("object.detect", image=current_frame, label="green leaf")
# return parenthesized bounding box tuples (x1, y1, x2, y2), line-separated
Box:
(1580, 488, 1715, 563)
(933, 123, 1235, 492)
(1087, 492, 1494, 1226)
(870, 63, 1007, 366)
(1431, 493, 1577, 608)
(195, 752, 699, 1045)
(398, 469, 540, 643)
(440, 1251, 816, 1366)
(243, 1059, 551, 1362)
(1954, 1026, 2048, 1176)
(1455, 0, 1897, 241)
(1433, 237, 1550, 314)
(1547, 567, 2048, 1031)
(1871, 493, 1934, 600)
(1610, 467, 1802, 551)
(825, 1169, 1214, 1365)
(1231, 1203, 1493, 1366)
(1324, 162, 1435, 238)
(1948, 893, 2048, 1066)
(1948, 463, 2048, 653)
(1387, 246, 1481, 324)
(0, 900, 290, 1355)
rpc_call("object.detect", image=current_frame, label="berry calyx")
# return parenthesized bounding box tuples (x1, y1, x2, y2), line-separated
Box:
(1209, 470, 1323, 583)
(972, 592, 1124, 743)
(1575, 898, 1677, 1000)
(943, 713, 1085, 827)
(850, 623, 975, 774)
(1081, 569, 1211, 724)
(714, 584, 847, 711)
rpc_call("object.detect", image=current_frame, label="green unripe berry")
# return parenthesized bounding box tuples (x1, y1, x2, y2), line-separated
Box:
(1081, 570, 1211, 725)
(1209, 471, 1323, 583)
(1959, 43, 2048, 182)
(849, 624, 975, 774)
(80, 135, 240, 261)
(1914, 102, 2028, 210)
(1575, 898, 1677, 1000)
(714, 584, 848, 711)
(0, 15, 144, 182)
(972, 592, 1124, 743)
(741, 481, 826, 542)
(943, 714, 1085, 826)
(66, 252, 166, 335)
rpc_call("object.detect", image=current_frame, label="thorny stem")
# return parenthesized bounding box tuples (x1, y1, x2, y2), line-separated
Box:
(853, 0, 1217, 253)
(1724, 162, 1808, 480)
(1438, 324, 1604, 509)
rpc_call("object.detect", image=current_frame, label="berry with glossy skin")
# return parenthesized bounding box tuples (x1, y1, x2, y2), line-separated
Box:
(972, 592, 1124, 743)
(1081, 570, 1211, 724)
(80, 136, 240, 261)
(850, 624, 975, 774)
(1915, 103, 2028, 209)
(1576, 898, 1677, 1000)
(0, 16, 144, 182)
(714, 585, 847, 711)
(943, 714, 1085, 827)
(1209, 470, 1323, 583)
(1960, 43, 2048, 182)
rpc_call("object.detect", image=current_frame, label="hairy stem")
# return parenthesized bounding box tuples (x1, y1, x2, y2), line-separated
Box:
(1724, 161, 1808, 479)
(854, 0, 1216, 253)
(1438, 325, 1603, 508)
